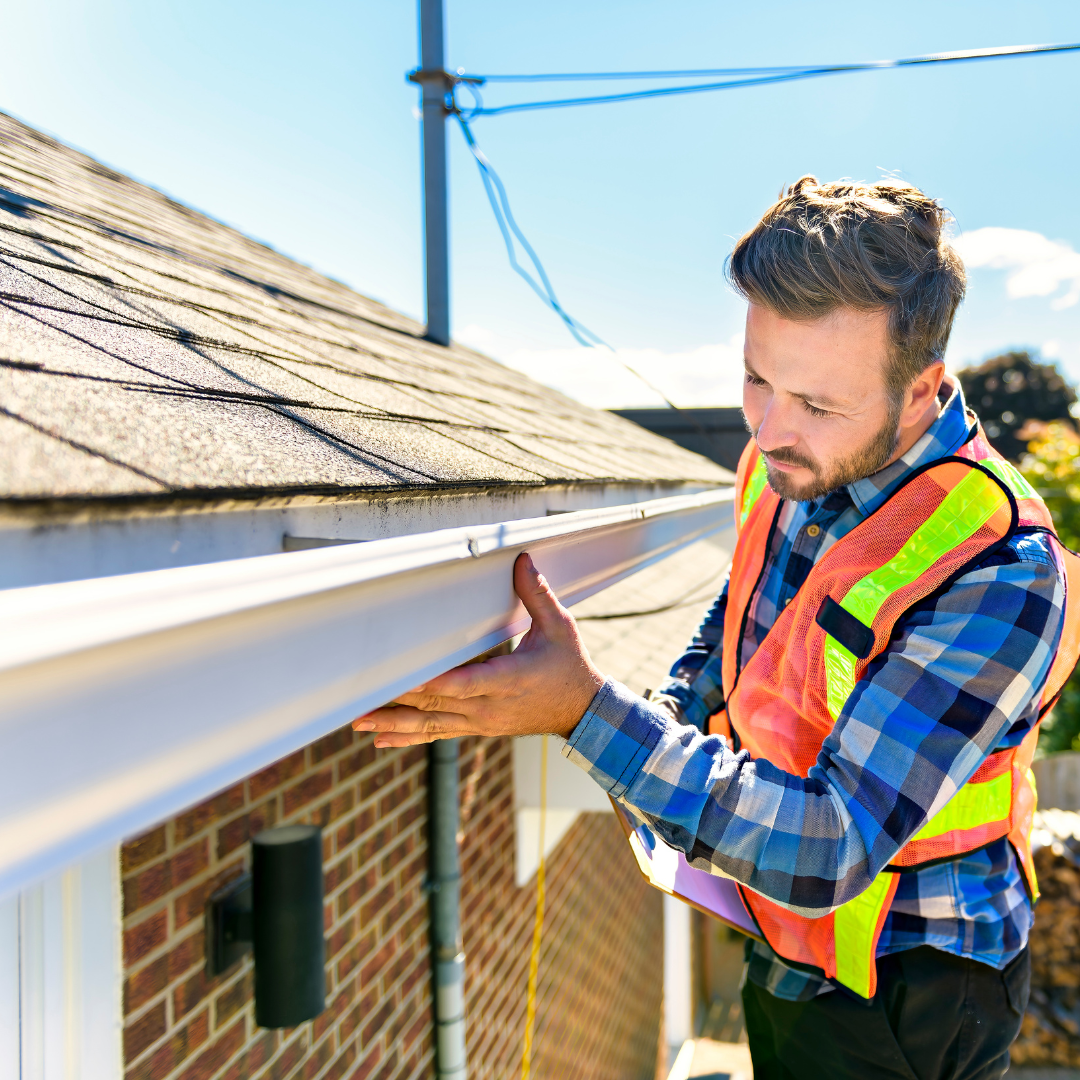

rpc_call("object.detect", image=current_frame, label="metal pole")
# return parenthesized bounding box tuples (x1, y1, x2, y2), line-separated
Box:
(418, 0, 450, 346)
(429, 739, 466, 1079)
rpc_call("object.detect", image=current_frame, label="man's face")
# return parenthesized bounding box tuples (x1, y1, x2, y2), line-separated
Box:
(741, 304, 902, 502)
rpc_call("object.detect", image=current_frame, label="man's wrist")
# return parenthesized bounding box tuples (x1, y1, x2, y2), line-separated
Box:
(554, 666, 605, 739)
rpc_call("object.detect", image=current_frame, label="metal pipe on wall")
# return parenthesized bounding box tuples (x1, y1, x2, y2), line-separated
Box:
(418, 0, 450, 346)
(429, 738, 467, 1079)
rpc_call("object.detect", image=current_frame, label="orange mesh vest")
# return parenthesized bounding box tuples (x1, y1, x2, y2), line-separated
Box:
(712, 427, 1080, 999)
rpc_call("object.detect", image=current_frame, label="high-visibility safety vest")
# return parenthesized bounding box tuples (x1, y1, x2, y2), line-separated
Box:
(712, 425, 1080, 1000)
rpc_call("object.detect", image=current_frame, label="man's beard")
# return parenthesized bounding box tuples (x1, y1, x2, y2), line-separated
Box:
(745, 401, 903, 502)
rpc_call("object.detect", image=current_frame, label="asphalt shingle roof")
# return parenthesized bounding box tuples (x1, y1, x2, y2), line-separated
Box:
(0, 113, 731, 503)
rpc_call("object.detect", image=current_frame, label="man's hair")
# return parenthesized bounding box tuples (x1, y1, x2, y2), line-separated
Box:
(727, 176, 966, 399)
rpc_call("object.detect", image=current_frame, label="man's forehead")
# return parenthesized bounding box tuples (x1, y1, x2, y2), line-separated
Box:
(743, 304, 889, 403)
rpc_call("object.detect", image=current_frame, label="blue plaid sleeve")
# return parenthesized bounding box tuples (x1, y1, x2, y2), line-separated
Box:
(565, 538, 1064, 917)
(649, 576, 729, 731)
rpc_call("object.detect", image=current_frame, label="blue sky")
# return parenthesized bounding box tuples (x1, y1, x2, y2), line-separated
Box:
(3, 1, 1080, 407)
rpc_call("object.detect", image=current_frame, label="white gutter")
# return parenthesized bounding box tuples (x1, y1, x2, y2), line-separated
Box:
(0, 487, 734, 898)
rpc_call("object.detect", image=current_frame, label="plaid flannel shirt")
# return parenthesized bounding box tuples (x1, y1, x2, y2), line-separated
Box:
(564, 383, 1065, 1001)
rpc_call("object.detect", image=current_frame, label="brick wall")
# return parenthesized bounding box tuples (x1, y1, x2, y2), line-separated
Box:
(121, 727, 662, 1080)
(457, 735, 663, 1080)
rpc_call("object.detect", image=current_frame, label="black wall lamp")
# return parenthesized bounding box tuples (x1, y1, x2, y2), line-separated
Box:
(207, 824, 326, 1028)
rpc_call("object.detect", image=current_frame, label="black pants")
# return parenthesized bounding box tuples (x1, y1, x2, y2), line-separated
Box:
(742, 946, 1030, 1080)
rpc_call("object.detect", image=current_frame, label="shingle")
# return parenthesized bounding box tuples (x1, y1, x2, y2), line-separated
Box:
(0, 112, 733, 503)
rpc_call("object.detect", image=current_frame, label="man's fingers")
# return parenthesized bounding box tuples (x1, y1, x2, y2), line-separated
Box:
(408, 653, 519, 704)
(513, 552, 574, 637)
(353, 705, 466, 736)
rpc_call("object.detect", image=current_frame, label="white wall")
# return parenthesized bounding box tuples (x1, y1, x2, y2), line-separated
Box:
(664, 894, 693, 1052)
(0, 847, 122, 1079)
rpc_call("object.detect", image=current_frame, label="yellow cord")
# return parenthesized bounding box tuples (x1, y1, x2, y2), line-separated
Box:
(520, 734, 548, 1080)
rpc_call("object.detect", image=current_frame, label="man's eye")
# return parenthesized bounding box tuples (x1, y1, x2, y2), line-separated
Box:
(745, 373, 767, 387)
(802, 401, 832, 418)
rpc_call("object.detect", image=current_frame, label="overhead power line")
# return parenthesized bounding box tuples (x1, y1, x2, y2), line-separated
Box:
(455, 41, 1080, 116)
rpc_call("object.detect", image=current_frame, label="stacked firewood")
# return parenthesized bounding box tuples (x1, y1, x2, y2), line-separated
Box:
(1010, 810, 1080, 1068)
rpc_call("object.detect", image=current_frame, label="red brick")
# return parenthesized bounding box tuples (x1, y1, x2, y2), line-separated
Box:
(176, 1015, 246, 1080)
(356, 827, 394, 870)
(122, 826, 167, 873)
(322, 1043, 357, 1080)
(347, 1044, 382, 1080)
(312, 981, 353, 1041)
(174, 862, 244, 929)
(365, 1047, 399, 1080)
(336, 930, 376, 983)
(324, 855, 353, 896)
(400, 1006, 431, 1052)
(168, 930, 205, 981)
(124, 860, 171, 915)
(359, 938, 397, 988)
(359, 883, 394, 928)
(174, 785, 246, 843)
(283, 769, 333, 816)
(124, 910, 168, 966)
(220, 1030, 275, 1080)
(337, 741, 377, 782)
(174, 966, 215, 1021)
(300, 1036, 334, 1080)
(360, 997, 396, 1045)
(337, 867, 378, 918)
(217, 798, 277, 859)
(400, 746, 427, 770)
(214, 969, 253, 1029)
(378, 777, 415, 817)
(327, 918, 357, 960)
(125, 954, 168, 1014)
(249, 749, 306, 800)
(359, 764, 395, 802)
(312, 726, 355, 763)
(124, 1001, 167, 1062)
(172, 838, 210, 888)
(252, 1033, 307, 1080)
(379, 835, 414, 877)
(125, 1009, 209, 1079)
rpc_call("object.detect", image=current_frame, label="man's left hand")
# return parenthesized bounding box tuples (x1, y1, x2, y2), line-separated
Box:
(352, 552, 604, 747)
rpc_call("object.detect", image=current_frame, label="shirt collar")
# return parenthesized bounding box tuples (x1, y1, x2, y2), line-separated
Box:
(844, 377, 972, 517)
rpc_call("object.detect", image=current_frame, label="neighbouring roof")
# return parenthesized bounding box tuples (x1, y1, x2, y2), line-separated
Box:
(0, 112, 731, 504)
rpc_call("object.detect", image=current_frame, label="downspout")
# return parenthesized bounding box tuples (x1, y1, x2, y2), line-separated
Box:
(429, 738, 467, 1079)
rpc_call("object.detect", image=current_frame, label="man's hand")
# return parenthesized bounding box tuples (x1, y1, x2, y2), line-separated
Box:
(352, 553, 605, 748)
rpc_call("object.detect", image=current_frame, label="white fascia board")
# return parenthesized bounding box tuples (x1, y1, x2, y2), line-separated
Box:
(0, 488, 734, 898)
(0, 480, 709, 590)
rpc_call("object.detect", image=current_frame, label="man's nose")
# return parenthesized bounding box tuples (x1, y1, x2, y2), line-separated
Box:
(755, 397, 800, 453)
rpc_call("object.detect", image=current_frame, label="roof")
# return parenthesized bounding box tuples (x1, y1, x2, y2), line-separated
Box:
(574, 528, 733, 696)
(0, 112, 731, 504)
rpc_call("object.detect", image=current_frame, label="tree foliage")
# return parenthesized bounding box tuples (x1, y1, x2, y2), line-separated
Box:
(957, 350, 1076, 462)
(1021, 423, 1080, 756)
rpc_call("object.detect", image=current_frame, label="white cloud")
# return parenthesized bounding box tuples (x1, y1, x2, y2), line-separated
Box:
(953, 227, 1080, 310)
(456, 324, 746, 409)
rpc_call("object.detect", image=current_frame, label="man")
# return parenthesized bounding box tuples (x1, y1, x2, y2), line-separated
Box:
(356, 177, 1079, 1079)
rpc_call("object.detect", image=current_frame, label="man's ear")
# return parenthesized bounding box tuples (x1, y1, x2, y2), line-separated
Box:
(899, 361, 945, 430)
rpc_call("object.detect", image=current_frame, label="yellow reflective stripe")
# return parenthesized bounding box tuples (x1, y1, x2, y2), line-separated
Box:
(739, 454, 768, 528)
(907, 770, 1012, 844)
(1026, 766, 1040, 898)
(833, 872, 894, 999)
(823, 636, 859, 722)
(979, 458, 1038, 502)
(823, 469, 1008, 719)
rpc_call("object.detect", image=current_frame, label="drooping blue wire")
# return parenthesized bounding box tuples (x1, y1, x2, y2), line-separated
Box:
(453, 112, 602, 348)
(452, 109, 679, 407)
